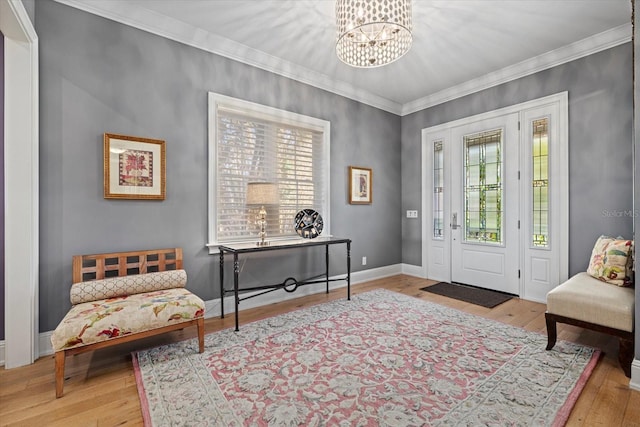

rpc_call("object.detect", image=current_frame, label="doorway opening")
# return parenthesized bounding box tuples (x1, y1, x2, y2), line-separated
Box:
(421, 93, 568, 302)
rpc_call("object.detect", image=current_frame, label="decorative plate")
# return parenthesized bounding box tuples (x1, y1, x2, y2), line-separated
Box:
(294, 209, 323, 239)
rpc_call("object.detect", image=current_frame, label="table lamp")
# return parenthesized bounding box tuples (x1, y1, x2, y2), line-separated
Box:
(246, 182, 279, 246)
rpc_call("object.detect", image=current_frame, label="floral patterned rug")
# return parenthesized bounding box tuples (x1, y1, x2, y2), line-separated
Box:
(133, 289, 599, 426)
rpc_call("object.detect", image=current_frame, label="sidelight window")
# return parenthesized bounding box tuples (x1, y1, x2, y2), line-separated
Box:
(532, 118, 549, 248)
(433, 140, 444, 239)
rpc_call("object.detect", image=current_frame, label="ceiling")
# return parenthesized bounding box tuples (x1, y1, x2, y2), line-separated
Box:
(58, 0, 633, 115)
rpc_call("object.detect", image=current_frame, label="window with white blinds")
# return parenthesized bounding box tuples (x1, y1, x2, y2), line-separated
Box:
(208, 93, 330, 248)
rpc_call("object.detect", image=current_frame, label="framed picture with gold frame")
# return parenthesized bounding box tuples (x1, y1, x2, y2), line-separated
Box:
(349, 166, 372, 204)
(103, 133, 166, 200)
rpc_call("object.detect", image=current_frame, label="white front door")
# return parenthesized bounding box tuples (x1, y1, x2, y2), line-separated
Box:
(449, 113, 520, 294)
(422, 93, 568, 302)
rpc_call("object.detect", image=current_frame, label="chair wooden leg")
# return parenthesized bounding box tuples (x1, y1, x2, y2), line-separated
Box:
(619, 338, 633, 378)
(197, 317, 205, 353)
(55, 351, 66, 398)
(545, 313, 557, 351)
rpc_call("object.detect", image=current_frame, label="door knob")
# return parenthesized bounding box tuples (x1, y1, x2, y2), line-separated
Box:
(451, 212, 460, 229)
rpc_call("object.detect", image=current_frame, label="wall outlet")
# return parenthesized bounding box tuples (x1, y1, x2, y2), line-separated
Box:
(362, 256, 367, 266)
(406, 210, 418, 218)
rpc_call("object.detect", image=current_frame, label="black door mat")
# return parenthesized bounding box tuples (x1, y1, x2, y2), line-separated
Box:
(420, 282, 515, 308)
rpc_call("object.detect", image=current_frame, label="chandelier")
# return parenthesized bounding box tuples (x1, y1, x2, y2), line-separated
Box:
(336, 0, 413, 68)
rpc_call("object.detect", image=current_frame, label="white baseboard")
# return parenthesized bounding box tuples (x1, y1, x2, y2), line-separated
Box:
(630, 359, 640, 391)
(27, 264, 405, 361)
(39, 331, 54, 358)
(1, 330, 73, 361)
(401, 263, 426, 278)
(351, 264, 403, 284)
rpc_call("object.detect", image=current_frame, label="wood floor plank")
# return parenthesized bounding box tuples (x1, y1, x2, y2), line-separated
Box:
(582, 378, 629, 426)
(623, 388, 640, 427)
(565, 360, 613, 426)
(1, 274, 637, 426)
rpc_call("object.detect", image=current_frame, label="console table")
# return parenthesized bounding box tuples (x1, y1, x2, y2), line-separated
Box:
(218, 237, 351, 331)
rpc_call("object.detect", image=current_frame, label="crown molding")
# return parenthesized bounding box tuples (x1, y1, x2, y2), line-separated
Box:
(53, 0, 403, 115)
(401, 23, 631, 116)
(55, 1, 630, 117)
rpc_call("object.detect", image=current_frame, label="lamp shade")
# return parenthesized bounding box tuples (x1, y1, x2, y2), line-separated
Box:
(246, 182, 279, 206)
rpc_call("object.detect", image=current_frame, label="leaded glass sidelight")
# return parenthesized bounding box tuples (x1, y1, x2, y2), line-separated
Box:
(532, 118, 549, 247)
(463, 130, 502, 244)
(433, 141, 444, 239)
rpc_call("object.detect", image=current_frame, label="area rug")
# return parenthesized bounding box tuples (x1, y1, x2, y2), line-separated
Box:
(420, 282, 515, 308)
(133, 289, 599, 426)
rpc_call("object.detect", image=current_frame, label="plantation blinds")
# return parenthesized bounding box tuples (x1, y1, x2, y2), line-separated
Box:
(210, 94, 329, 245)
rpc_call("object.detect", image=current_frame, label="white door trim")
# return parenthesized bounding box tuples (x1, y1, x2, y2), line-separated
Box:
(1, 0, 40, 368)
(421, 92, 568, 301)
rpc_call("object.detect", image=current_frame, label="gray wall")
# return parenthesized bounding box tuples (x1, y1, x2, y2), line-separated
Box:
(32, 0, 635, 337)
(36, 0, 401, 332)
(23, 0, 35, 23)
(1, 31, 4, 341)
(401, 43, 634, 276)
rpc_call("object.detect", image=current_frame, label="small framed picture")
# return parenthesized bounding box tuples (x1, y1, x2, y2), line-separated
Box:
(349, 166, 372, 204)
(103, 133, 166, 200)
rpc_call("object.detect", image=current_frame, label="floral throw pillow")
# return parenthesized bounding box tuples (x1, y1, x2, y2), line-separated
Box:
(586, 236, 633, 286)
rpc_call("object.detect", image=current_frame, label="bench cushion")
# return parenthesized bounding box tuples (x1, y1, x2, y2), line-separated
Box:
(51, 288, 204, 351)
(547, 272, 634, 332)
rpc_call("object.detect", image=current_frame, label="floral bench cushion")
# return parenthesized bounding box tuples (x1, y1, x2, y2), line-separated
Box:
(52, 277, 205, 351)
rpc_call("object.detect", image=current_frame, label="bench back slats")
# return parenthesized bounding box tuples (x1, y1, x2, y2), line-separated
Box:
(72, 248, 183, 283)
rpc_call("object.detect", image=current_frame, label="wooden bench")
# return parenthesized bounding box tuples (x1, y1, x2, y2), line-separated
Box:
(545, 272, 635, 377)
(51, 248, 205, 397)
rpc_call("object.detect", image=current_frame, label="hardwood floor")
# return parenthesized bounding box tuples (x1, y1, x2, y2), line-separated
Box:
(1, 275, 638, 426)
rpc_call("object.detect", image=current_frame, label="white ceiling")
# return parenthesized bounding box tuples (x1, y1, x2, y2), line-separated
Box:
(58, 0, 632, 115)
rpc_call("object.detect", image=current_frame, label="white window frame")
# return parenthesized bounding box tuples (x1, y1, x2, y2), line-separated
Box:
(206, 92, 331, 254)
